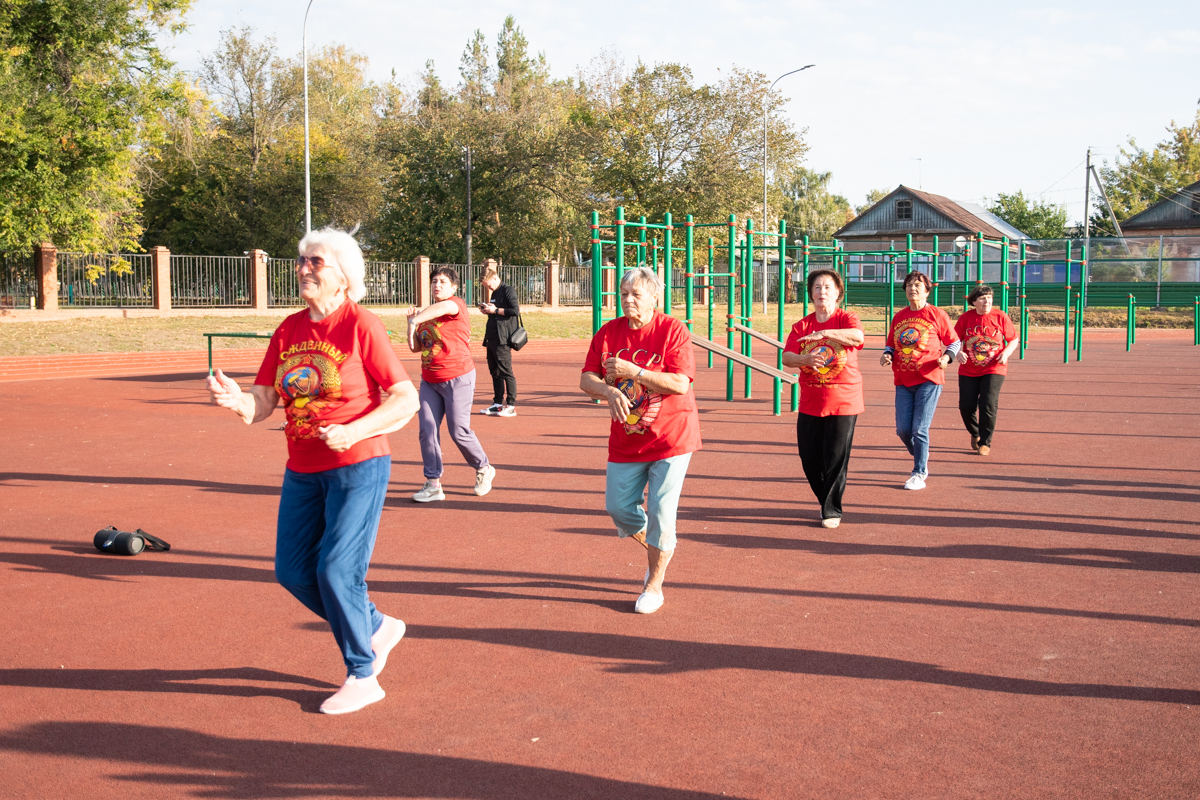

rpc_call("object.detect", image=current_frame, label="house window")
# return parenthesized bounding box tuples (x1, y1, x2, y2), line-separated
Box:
(896, 199, 913, 221)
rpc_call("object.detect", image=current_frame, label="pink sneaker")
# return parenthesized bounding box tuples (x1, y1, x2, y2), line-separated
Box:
(371, 615, 406, 678)
(319, 675, 385, 715)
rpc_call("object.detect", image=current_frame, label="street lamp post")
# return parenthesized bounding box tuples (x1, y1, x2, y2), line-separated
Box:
(762, 64, 814, 312)
(303, 0, 315, 234)
(464, 146, 472, 267)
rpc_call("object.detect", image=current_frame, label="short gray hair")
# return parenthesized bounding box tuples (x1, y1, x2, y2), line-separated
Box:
(619, 266, 663, 295)
(298, 227, 367, 302)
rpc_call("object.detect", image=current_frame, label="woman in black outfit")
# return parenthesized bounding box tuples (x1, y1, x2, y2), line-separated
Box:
(479, 268, 520, 417)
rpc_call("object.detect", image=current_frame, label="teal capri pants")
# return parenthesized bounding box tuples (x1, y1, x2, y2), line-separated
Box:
(604, 453, 693, 552)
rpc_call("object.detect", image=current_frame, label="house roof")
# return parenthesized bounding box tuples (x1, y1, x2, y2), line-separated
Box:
(834, 185, 1031, 241)
(1121, 179, 1200, 230)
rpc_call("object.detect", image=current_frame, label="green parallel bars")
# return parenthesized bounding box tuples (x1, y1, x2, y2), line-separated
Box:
(1073, 291, 1083, 361)
(1195, 296, 1199, 346)
(590, 210, 602, 333)
(638, 216, 647, 268)
(1127, 294, 1136, 351)
(726, 215, 736, 402)
(739, 217, 748, 398)
(802, 236, 810, 317)
(1000, 237, 1010, 312)
(1018, 242, 1027, 359)
(615, 207, 626, 307)
(931, 235, 940, 306)
(663, 212, 673, 313)
(1063, 241, 1073, 363)
(684, 215, 693, 333)
(774, 219, 786, 415)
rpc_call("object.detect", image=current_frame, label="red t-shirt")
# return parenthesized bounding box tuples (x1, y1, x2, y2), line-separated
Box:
(955, 309, 1018, 377)
(582, 312, 702, 463)
(784, 309, 865, 417)
(416, 296, 474, 383)
(255, 302, 410, 474)
(886, 304, 958, 387)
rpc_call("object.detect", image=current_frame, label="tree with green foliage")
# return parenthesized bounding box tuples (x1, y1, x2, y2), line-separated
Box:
(582, 59, 807, 228)
(854, 188, 891, 216)
(0, 0, 191, 253)
(1092, 102, 1200, 235)
(987, 191, 1068, 239)
(141, 27, 386, 256)
(780, 168, 851, 241)
(375, 16, 589, 264)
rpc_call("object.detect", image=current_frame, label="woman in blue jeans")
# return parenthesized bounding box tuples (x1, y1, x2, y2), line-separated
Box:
(207, 228, 419, 714)
(879, 272, 960, 490)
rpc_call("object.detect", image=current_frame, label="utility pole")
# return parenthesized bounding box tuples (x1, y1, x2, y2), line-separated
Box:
(302, 0, 315, 233)
(465, 146, 473, 267)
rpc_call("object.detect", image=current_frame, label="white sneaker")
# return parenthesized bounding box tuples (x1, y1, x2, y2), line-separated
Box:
(498, 405, 517, 417)
(820, 517, 841, 529)
(634, 590, 664, 614)
(904, 474, 927, 490)
(474, 464, 496, 497)
(480, 404, 502, 416)
(412, 480, 445, 503)
(319, 675, 385, 715)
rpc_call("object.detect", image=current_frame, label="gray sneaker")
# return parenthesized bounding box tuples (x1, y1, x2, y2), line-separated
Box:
(412, 480, 445, 503)
(498, 405, 516, 417)
(474, 464, 496, 497)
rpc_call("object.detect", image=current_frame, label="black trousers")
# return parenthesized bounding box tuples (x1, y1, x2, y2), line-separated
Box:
(795, 413, 857, 521)
(486, 345, 516, 406)
(957, 373, 1005, 446)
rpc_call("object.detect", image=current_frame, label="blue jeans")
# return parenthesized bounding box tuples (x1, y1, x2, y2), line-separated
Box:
(275, 455, 390, 679)
(605, 454, 692, 552)
(895, 382, 942, 477)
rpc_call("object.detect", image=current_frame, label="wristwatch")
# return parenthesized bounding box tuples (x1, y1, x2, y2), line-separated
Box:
(636, 367, 645, 381)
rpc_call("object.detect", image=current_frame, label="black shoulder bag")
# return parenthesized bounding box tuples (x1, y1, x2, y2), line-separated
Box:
(509, 310, 528, 351)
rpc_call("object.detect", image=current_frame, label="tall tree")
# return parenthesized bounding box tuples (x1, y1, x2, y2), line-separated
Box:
(141, 28, 386, 256)
(1093, 102, 1200, 234)
(988, 191, 1068, 239)
(780, 168, 851, 241)
(583, 60, 807, 226)
(0, 0, 191, 253)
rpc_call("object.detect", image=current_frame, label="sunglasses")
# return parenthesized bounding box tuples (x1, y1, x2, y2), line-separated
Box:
(296, 255, 333, 270)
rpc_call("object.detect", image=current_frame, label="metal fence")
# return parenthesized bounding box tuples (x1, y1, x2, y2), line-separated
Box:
(171, 255, 252, 307)
(267, 257, 299, 307)
(0, 252, 35, 308)
(558, 264, 591, 306)
(58, 252, 153, 307)
(362, 260, 416, 306)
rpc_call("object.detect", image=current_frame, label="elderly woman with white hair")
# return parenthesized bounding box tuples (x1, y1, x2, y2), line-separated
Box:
(207, 227, 419, 715)
(580, 266, 701, 614)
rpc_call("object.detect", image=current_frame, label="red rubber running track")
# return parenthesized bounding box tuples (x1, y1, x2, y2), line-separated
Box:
(1, 332, 1197, 799)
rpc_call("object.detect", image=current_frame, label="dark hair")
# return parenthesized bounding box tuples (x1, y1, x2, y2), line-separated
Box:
(903, 271, 933, 292)
(806, 268, 844, 301)
(967, 284, 994, 305)
(430, 266, 459, 288)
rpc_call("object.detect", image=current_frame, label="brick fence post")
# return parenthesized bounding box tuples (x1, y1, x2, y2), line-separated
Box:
(151, 246, 171, 311)
(602, 260, 615, 310)
(35, 242, 58, 311)
(415, 256, 431, 307)
(545, 259, 559, 308)
(249, 249, 269, 310)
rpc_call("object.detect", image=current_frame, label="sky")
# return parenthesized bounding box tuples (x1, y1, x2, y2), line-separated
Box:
(160, 0, 1200, 224)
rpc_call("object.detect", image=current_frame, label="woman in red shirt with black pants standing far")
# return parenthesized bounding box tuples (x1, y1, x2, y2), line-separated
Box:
(880, 271, 961, 490)
(954, 284, 1019, 456)
(782, 269, 865, 529)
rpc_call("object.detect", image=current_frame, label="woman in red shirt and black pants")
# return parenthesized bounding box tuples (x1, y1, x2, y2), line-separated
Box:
(954, 284, 1020, 456)
(783, 269, 865, 529)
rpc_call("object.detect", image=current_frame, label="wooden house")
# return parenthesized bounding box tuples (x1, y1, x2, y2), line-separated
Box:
(1118, 179, 1200, 238)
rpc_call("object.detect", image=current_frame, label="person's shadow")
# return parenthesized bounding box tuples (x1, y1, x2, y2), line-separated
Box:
(0, 721, 746, 799)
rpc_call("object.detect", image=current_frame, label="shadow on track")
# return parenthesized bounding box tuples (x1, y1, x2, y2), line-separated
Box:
(0, 668, 333, 711)
(410, 626, 1200, 704)
(0, 722, 746, 800)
